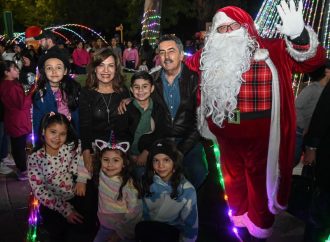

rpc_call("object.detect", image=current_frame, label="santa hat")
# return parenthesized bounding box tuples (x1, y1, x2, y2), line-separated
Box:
(25, 26, 42, 41)
(212, 6, 260, 41)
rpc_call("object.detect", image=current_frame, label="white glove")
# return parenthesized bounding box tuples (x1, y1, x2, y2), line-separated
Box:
(276, 0, 304, 39)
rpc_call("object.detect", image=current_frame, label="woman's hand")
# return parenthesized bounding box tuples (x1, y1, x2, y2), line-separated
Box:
(83, 149, 93, 172)
(117, 98, 132, 114)
(66, 210, 84, 224)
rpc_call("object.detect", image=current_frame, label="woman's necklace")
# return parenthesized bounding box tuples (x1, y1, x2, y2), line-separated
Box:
(100, 93, 112, 124)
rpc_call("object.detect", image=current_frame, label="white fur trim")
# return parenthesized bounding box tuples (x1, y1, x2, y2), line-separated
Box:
(243, 213, 273, 238)
(212, 12, 235, 32)
(253, 49, 269, 61)
(25, 37, 35, 42)
(197, 106, 217, 140)
(265, 57, 282, 215)
(285, 26, 319, 62)
(231, 213, 246, 227)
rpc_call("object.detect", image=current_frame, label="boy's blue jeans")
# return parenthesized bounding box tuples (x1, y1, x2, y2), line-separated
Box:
(182, 142, 208, 189)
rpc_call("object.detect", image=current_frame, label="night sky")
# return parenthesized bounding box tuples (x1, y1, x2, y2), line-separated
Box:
(164, 0, 264, 40)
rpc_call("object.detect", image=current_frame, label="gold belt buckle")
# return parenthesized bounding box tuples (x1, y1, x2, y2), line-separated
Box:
(228, 109, 240, 124)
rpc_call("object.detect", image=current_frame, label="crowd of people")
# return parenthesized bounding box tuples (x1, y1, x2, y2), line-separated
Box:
(0, 1, 329, 242)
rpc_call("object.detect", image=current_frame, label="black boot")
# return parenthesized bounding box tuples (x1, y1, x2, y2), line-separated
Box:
(236, 227, 251, 242)
(251, 236, 267, 242)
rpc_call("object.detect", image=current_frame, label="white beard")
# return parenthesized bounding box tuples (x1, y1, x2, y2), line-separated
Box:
(200, 28, 257, 127)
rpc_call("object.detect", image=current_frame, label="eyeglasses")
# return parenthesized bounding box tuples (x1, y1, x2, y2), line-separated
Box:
(217, 22, 241, 33)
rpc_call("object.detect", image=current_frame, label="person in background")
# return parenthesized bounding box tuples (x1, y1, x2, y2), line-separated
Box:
(110, 38, 123, 65)
(34, 30, 59, 54)
(303, 60, 330, 242)
(95, 38, 104, 50)
(123, 41, 139, 70)
(0, 42, 15, 61)
(72, 41, 90, 74)
(152, 48, 161, 68)
(138, 59, 148, 72)
(294, 59, 330, 165)
(13, 42, 25, 70)
(0, 69, 12, 175)
(0, 60, 34, 180)
(139, 39, 154, 70)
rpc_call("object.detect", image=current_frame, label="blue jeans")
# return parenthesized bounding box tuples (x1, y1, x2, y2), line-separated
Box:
(294, 127, 304, 165)
(94, 225, 134, 242)
(182, 142, 208, 189)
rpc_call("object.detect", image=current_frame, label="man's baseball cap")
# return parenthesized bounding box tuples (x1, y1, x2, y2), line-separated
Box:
(34, 30, 56, 41)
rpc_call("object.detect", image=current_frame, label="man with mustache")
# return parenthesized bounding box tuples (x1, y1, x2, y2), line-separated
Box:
(148, 34, 208, 190)
(186, 1, 326, 241)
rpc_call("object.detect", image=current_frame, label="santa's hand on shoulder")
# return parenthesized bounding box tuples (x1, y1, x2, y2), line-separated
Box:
(276, 0, 304, 39)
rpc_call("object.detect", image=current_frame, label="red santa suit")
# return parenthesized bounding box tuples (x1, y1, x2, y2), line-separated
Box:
(186, 6, 325, 239)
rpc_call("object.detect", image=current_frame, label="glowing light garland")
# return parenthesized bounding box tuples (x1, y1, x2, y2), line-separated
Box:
(52, 24, 108, 45)
(3, 24, 107, 46)
(141, 9, 161, 46)
(26, 193, 41, 242)
(50, 30, 70, 43)
(46, 27, 85, 42)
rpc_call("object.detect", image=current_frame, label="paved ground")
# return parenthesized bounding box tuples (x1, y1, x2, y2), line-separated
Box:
(0, 160, 306, 242)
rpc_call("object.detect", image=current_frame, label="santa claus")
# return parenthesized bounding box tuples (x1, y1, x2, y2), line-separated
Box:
(186, 0, 325, 241)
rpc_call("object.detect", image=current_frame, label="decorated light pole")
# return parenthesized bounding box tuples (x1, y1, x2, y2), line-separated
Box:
(141, 0, 162, 47)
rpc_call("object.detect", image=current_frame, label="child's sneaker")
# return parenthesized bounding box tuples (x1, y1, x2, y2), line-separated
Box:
(0, 162, 13, 175)
(2, 155, 15, 166)
(17, 171, 29, 181)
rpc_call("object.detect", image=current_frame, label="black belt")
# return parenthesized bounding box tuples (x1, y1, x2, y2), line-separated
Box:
(227, 109, 271, 124)
(240, 110, 271, 120)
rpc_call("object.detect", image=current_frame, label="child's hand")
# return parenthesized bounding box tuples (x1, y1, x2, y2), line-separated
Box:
(75, 182, 86, 196)
(108, 232, 121, 242)
(66, 210, 84, 224)
(136, 150, 149, 166)
(83, 149, 93, 172)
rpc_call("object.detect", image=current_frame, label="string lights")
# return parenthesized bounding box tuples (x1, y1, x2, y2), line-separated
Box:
(141, 9, 161, 46)
(26, 194, 41, 242)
